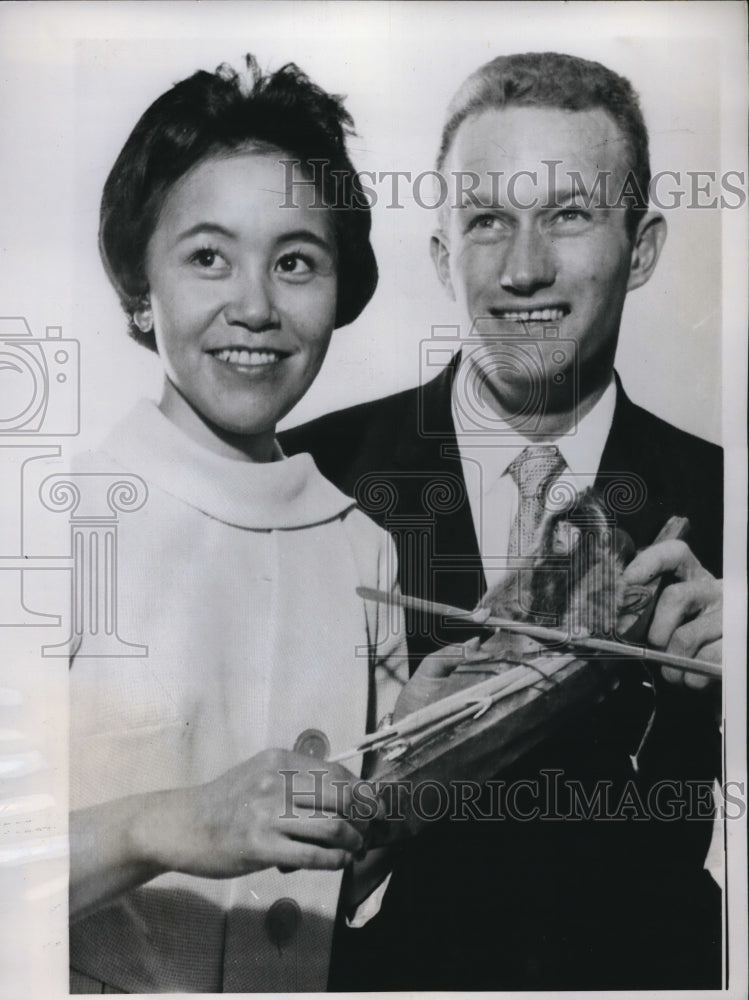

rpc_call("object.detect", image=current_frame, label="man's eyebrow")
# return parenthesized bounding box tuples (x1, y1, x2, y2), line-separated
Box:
(454, 188, 604, 211)
(455, 194, 504, 210)
(546, 189, 593, 207)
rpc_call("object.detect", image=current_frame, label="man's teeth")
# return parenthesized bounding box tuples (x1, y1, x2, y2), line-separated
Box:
(213, 348, 282, 365)
(497, 308, 566, 322)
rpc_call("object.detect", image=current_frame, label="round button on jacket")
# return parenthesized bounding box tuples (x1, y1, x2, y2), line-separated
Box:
(265, 897, 302, 949)
(293, 728, 330, 760)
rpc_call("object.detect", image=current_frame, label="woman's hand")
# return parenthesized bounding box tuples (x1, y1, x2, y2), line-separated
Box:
(155, 749, 364, 877)
(70, 749, 364, 921)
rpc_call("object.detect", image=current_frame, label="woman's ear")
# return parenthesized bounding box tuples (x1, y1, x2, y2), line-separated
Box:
(430, 229, 456, 300)
(132, 297, 154, 334)
(627, 211, 667, 292)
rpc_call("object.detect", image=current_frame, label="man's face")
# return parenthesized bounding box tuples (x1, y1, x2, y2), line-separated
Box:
(433, 106, 663, 413)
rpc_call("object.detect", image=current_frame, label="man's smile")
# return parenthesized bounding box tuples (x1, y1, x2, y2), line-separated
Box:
(489, 305, 570, 323)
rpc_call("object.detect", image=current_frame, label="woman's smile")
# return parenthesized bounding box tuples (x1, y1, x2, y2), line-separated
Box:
(208, 346, 291, 369)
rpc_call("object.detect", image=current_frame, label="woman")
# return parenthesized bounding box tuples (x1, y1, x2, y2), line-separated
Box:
(69, 55, 415, 993)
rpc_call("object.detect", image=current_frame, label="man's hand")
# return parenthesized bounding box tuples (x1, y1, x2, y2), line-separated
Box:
(393, 637, 487, 721)
(622, 540, 722, 690)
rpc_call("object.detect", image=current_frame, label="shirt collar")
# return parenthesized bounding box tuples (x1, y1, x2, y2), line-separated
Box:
(559, 377, 617, 482)
(451, 353, 617, 490)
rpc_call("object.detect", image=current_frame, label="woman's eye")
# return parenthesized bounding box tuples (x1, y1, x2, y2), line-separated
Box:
(189, 247, 228, 270)
(276, 253, 313, 276)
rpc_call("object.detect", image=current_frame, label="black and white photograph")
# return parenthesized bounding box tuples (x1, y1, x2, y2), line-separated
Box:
(0, 2, 746, 997)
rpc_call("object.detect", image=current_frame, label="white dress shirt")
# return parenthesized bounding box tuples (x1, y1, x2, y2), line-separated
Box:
(450, 353, 617, 591)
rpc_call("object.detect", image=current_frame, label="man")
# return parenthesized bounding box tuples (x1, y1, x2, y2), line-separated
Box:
(283, 52, 723, 990)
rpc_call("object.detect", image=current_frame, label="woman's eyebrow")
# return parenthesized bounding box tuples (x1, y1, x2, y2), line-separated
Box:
(276, 228, 334, 252)
(172, 224, 333, 252)
(174, 222, 237, 243)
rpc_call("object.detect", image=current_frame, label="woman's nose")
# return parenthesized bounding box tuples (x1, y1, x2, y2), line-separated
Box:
(224, 270, 280, 331)
(499, 227, 556, 295)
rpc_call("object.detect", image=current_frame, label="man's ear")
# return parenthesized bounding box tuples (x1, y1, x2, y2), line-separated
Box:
(132, 296, 154, 334)
(430, 229, 456, 300)
(627, 211, 667, 292)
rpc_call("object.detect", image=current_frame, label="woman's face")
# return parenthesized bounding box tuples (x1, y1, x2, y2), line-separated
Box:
(142, 149, 338, 460)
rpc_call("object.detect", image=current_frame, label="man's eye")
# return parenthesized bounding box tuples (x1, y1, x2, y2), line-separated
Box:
(276, 253, 313, 275)
(469, 215, 501, 230)
(466, 215, 508, 240)
(556, 209, 590, 224)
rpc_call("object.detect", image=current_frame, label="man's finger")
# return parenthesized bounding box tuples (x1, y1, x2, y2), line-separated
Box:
(648, 579, 721, 650)
(661, 635, 721, 690)
(668, 609, 723, 660)
(658, 601, 721, 689)
(623, 539, 710, 586)
(661, 665, 713, 690)
(418, 641, 485, 678)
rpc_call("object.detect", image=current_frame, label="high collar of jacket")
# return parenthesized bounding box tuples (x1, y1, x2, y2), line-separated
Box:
(99, 400, 356, 530)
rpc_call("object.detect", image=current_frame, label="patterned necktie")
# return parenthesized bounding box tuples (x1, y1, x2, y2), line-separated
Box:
(507, 445, 566, 557)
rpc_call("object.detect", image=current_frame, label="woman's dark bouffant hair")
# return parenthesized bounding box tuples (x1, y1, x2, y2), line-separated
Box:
(99, 55, 378, 350)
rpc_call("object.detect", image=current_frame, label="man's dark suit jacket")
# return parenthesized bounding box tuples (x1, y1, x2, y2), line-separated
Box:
(281, 362, 723, 991)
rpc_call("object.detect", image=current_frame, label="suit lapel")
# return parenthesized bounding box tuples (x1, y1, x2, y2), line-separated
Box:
(378, 360, 487, 662)
(597, 377, 668, 548)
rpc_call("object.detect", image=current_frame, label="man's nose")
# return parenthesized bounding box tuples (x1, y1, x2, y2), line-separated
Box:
(499, 227, 556, 295)
(224, 269, 280, 331)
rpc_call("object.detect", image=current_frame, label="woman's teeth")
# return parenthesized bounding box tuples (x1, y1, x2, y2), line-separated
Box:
(497, 308, 566, 322)
(213, 348, 282, 366)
